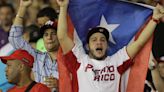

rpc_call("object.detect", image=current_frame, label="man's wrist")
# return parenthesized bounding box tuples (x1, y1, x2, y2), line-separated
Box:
(16, 15, 24, 19)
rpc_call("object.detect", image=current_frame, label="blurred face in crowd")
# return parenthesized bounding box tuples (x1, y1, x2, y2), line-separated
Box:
(158, 62, 164, 79)
(88, 33, 108, 60)
(43, 28, 59, 52)
(5, 60, 21, 84)
(0, 6, 14, 26)
(37, 16, 50, 27)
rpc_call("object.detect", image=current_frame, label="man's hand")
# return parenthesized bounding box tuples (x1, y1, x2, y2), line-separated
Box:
(20, 0, 32, 8)
(44, 76, 58, 90)
(56, 0, 69, 7)
(153, 4, 164, 21)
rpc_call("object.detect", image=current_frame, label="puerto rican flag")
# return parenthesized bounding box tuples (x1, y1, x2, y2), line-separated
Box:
(57, 0, 153, 92)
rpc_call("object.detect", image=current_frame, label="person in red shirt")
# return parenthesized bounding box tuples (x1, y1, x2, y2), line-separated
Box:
(0, 49, 51, 92)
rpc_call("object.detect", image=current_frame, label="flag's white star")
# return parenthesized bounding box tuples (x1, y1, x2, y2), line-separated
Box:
(98, 15, 120, 44)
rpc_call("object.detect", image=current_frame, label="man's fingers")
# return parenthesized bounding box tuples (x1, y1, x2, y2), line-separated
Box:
(46, 82, 58, 88)
(44, 78, 58, 87)
(157, 3, 164, 13)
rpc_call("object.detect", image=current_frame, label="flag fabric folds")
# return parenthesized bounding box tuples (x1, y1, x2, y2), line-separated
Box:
(57, 0, 153, 92)
(68, 0, 152, 55)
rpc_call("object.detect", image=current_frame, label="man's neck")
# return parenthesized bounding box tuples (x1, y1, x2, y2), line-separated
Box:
(48, 51, 58, 62)
(89, 53, 107, 60)
(16, 75, 33, 88)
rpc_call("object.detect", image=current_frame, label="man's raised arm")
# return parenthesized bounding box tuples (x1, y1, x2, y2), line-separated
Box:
(57, 0, 74, 54)
(127, 4, 164, 59)
(14, 0, 32, 26)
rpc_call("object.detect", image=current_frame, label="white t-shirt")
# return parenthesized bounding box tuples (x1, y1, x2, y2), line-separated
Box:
(64, 43, 132, 92)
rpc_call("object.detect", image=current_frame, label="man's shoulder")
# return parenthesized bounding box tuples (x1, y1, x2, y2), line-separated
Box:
(7, 86, 20, 92)
(32, 83, 50, 91)
(34, 83, 47, 87)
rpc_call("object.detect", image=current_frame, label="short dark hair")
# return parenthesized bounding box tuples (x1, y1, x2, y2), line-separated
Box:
(86, 27, 109, 43)
(0, 3, 15, 13)
(37, 7, 57, 21)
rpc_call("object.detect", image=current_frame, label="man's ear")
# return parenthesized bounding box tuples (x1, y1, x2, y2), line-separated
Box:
(19, 63, 25, 71)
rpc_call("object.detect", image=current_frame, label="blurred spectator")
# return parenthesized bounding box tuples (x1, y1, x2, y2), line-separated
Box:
(37, 7, 58, 27)
(0, 4, 15, 91)
(36, 7, 58, 52)
(149, 19, 164, 92)
(0, 4, 15, 48)
(9, 0, 59, 91)
(0, 49, 51, 92)
(152, 23, 164, 59)
(0, 4, 15, 32)
(29, 26, 42, 48)
(24, 0, 50, 26)
(152, 0, 164, 58)
(23, 24, 42, 49)
(149, 54, 164, 92)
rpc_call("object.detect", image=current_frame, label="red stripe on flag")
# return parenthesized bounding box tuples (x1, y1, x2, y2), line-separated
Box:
(126, 17, 153, 92)
(127, 37, 152, 92)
